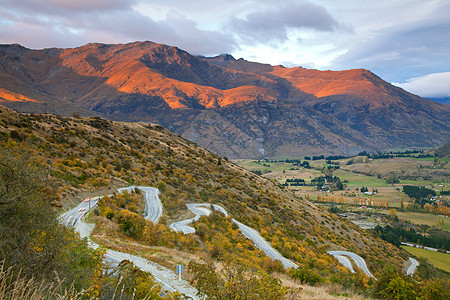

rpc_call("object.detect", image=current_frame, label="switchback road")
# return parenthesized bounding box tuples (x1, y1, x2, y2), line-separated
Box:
(170, 203, 298, 269)
(61, 187, 199, 299)
(328, 250, 376, 278)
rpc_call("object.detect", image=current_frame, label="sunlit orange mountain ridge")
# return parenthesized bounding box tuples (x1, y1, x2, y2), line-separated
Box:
(0, 41, 448, 158)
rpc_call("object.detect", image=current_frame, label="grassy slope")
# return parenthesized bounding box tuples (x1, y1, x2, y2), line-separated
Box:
(0, 105, 408, 280)
(401, 246, 450, 273)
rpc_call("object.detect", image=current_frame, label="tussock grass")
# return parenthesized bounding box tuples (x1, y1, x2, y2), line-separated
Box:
(299, 284, 366, 299)
(0, 263, 83, 300)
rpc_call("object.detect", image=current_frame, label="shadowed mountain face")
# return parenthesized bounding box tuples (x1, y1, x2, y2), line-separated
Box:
(0, 41, 448, 158)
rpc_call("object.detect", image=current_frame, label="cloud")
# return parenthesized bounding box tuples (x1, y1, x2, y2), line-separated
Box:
(392, 72, 450, 98)
(329, 1, 450, 82)
(227, 1, 339, 44)
(163, 11, 236, 55)
(4, 0, 137, 13)
(332, 22, 450, 82)
(0, 0, 237, 55)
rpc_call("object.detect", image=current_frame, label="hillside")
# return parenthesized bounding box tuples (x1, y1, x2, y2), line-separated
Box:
(0, 42, 448, 158)
(0, 105, 414, 291)
(431, 142, 450, 158)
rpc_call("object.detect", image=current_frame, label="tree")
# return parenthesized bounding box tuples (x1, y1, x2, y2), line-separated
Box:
(188, 260, 288, 299)
(420, 278, 450, 300)
(389, 209, 399, 221)
(373, 266, 418, 300)
(385, 177, 400, 184)
(0, 148, 103, 291)
(291, 265, 324, 285)
(0, 149, 59, 274)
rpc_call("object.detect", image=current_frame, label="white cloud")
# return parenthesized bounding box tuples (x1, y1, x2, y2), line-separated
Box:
(392, 72, 450, 98)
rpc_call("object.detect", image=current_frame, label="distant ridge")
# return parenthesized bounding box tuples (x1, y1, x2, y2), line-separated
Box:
(0, 41, 448, 158)
(428, 97, 450, 105)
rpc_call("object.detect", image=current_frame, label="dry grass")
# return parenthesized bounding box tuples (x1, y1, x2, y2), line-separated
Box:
(299, 284, 366, 300)
(379, 211, 450, 231)
(265, 169, 323, 183)
(0, 263, 83, 300)
(275, 273, 366, 300)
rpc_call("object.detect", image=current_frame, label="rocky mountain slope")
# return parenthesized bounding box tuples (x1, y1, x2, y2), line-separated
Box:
(0, 42, 448, 158)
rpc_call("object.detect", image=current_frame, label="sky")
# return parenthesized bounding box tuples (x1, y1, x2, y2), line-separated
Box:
(1, 0, 449, 98)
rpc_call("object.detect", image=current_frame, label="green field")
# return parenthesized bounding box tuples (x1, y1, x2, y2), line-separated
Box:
(392, 211, 450, 231)
(410, 157, 450, 163)
(334, 169, 389, 188)
(233, 159, 293, 173)
(401, 245, 450, 273)
(233, 159, 323, 182)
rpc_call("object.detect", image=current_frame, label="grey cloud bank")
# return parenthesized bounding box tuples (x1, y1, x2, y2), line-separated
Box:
(227, 2, 340, 44)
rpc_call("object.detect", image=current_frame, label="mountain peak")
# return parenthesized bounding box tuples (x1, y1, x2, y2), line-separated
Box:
(0, 41, 448, 158)
(218, 54, 236, 61)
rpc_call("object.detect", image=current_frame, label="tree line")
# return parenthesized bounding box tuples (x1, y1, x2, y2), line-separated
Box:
(372, 225, 450, 251)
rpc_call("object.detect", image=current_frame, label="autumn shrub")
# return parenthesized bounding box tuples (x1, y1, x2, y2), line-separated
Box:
(419, 278, 450, 300)
(290, 265, 324, 286)
(189, 261, 288, 299)
(117, 209, 146, 239)
(97, 191, 199, 251)
(373, 266, 418, 300)
(192, 211, 278, 272)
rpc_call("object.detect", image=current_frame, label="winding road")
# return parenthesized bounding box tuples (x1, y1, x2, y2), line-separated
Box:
(407, 257, 419, 276)
(61, 197, 100, 227)
(136, 187, 163, 223)
(332, 254, 355, 273)
(63, 184, 417, 293)
(61, 186, 199, 299)
(328, 250, 376, 278)
(169, 203, 299, 269)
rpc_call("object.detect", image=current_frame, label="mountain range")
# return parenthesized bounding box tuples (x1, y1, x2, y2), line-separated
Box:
(0, 41, 448, 158)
